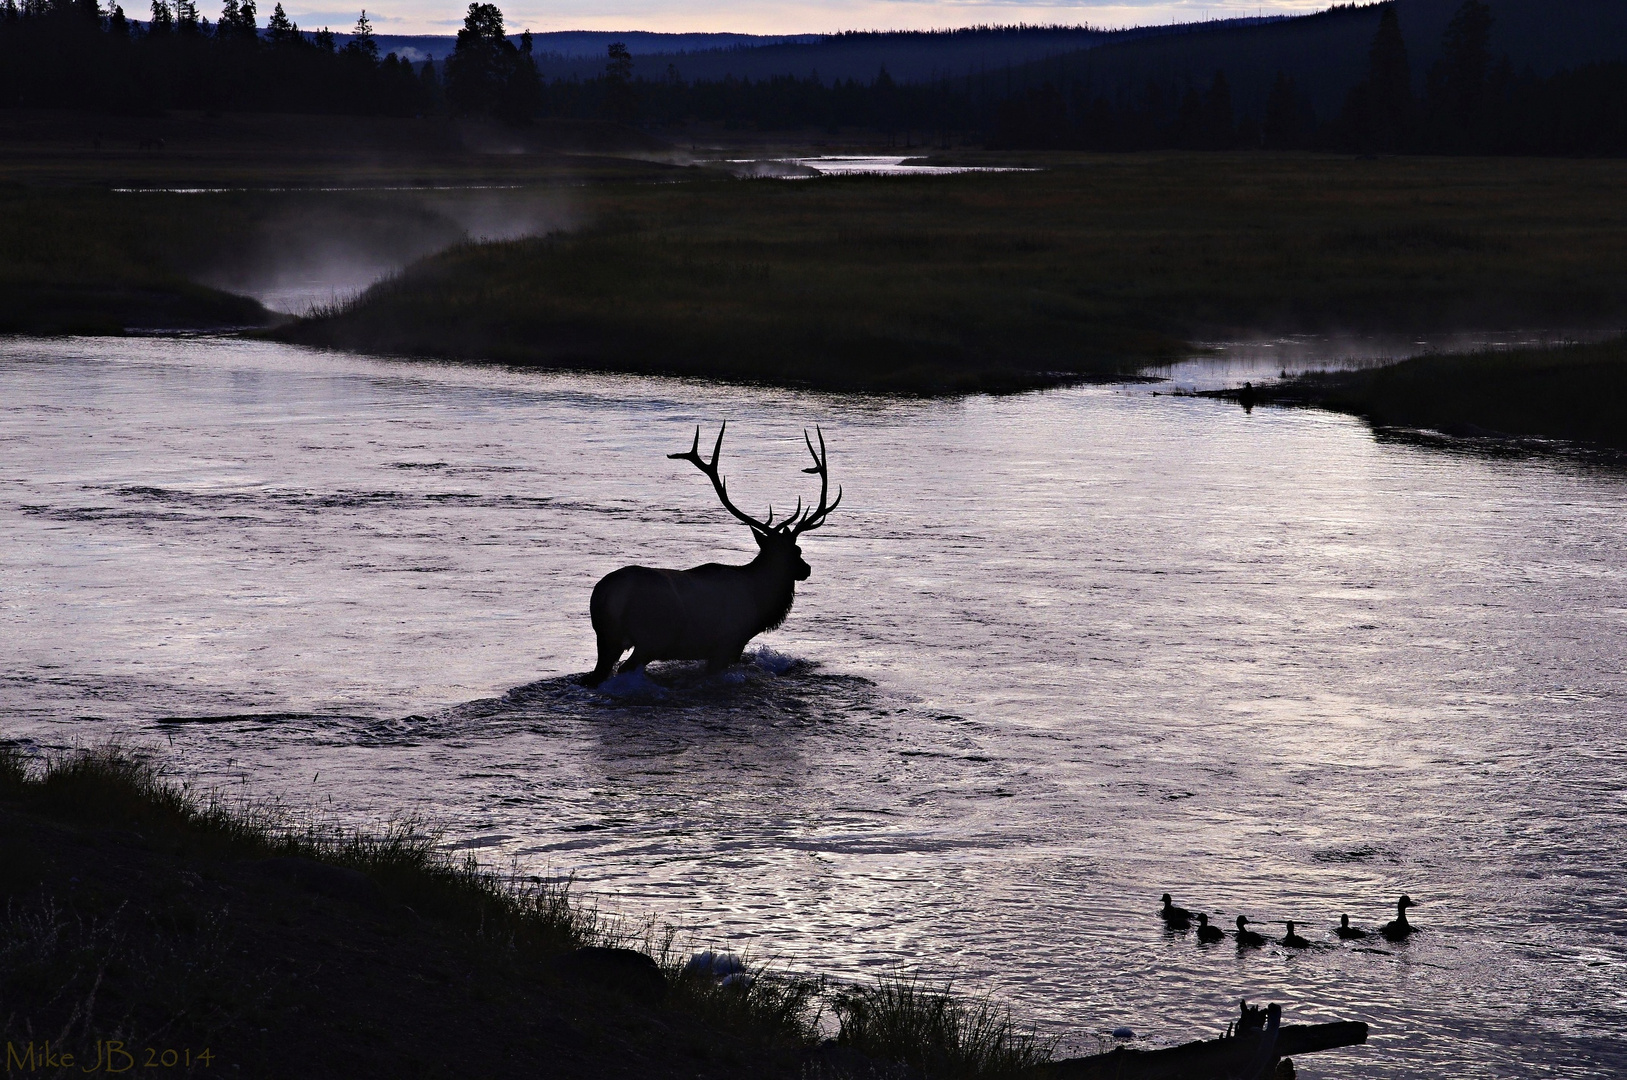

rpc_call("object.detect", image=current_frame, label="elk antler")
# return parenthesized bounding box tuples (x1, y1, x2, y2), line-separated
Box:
(788, 425, 842, 536)
(669, 423, 842, 538)
(669, 423, 775, 535)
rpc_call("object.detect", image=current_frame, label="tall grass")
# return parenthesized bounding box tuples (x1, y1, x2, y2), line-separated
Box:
(2, 744, 1057, 1077)
(834, 975, 1055, 1079)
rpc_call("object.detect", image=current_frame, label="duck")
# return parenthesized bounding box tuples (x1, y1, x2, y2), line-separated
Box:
(1160, 893, 1194, 929)
(1234, 915, 1266, 948)
(1196, 912, 1226, 943)
(1380, 895, 1419, 941)
(1335, 914, 1367, 940)
(1280, 921, 1310, 949)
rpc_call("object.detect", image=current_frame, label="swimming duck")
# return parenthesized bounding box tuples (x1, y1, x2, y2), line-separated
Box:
(1380, 895, 1419, 941)
(1196, 912, 1225, 943)
(1235, 915, 1266, 948)
(1335, 914, 1367, 940)
(1160, 893, 1194, 929)
(1280, 921, 1310, 949)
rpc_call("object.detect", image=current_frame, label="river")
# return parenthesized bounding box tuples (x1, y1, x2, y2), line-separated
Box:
(2, 335, 1624, 1076)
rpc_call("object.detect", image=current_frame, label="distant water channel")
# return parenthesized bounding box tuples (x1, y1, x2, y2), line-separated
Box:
(3, 337, 1625, 1077)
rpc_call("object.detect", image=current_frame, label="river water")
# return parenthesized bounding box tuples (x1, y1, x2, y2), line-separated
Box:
(2, 336, 1624, 1077)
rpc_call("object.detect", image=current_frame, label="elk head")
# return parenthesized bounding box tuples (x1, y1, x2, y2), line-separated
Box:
(667, 421, 841, 579)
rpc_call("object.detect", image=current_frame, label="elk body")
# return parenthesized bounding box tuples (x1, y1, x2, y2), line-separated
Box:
(584, 424, 841, 687)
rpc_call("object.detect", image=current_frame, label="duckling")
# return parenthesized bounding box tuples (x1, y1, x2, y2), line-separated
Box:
(1335, 914, 1367, 940)
(1160, 893, 1194, 929)
(1380, 895, 1419, 941)
(1280, 920, 1310, 949)
(1196, 912, 1225, 943)
(1235, 915, 1266, 948)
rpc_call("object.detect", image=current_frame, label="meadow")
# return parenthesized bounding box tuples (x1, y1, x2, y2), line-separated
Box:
(281, 153, 1627, 393)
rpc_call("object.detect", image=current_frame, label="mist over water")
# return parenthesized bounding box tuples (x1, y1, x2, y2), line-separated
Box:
(196, 188, 579, 315)
(3, 337, 1626, 1077)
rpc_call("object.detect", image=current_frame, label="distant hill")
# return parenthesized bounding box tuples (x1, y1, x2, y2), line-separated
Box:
(368, 30, 820, 65)
(1011, 0, 1627, 122)
(367, 21, 1292, 85)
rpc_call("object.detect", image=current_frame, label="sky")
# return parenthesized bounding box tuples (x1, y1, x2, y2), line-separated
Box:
(281, 0, 1331, 37)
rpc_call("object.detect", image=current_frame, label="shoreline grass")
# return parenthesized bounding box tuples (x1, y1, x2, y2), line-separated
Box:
(1262, 335, 1627, 449)
(274, 155, 1627, 394)
(1, 743, 1054, 1078)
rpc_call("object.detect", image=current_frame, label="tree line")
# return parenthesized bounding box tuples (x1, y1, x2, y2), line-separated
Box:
(992, 2, 1627, 154)
(3, 0, 1624, 156)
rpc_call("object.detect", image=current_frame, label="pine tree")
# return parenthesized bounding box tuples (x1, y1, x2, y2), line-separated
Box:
(1430, 0, 1493, 143)
(148, 0, 172, 32)
(446, 2, 508, 115)
(1263, 71, 1310, 149)
(1367, 5, 1412, 150)
(346, 8, 375, 58)
(265, 1, 294, 43)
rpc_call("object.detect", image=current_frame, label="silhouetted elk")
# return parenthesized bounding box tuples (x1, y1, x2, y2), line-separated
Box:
(584, 423, 841, 687)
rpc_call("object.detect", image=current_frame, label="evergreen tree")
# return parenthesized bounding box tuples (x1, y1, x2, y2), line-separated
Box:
(265, 0, 293, 43)
(1366, 6, 1412, 150)
(1263, 71, 1312, 149)
(603, 40, 634, 122)
(1202, 70, 1234, 149)
(148, 0, 171, 32)
(346, 8, 375, 58)
(1430, 0, 1493, 142)
(446, 2, 506, 114)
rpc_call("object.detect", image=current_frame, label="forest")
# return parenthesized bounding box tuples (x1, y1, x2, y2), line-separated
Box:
(1, 0, 1623, 154)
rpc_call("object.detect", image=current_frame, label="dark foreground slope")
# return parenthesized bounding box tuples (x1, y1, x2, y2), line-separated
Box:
(281, 155, 1627, 394)
(2, 746, 1062, 1080)
(1268, 336, 1627, 449)
(0, 747, 822, 1079)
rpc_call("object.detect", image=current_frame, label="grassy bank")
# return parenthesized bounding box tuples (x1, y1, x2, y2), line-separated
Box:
(1265, 336, 1627, 449)
(279, 154, 1627, 393)
(0, 187, 275, 334)
(0, 108, 685, 334)
(0, 744, 1050, 1079)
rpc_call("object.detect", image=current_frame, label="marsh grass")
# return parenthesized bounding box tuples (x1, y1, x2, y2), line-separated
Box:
(1277, 335, 1627, 448)
(833, 975, 1055, 1079)
(0, 743, 599, 952)
(282, 155, 1627, 393)
(1, 744, 1054, 1078)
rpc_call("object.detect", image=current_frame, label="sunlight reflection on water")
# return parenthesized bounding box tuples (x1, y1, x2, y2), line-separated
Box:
(2, 336, 1625, 1076)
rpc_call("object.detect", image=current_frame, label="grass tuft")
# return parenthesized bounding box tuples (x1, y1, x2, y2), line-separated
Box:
(834, 974, 1055, 1079)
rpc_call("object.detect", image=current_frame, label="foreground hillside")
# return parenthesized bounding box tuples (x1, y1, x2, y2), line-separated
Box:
(1, 746, 1064, 1079)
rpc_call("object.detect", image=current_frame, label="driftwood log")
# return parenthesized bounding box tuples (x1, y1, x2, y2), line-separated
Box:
(1035, 1002, 1368, 1080)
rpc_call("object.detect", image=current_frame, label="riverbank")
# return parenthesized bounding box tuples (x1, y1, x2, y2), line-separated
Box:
(1259, 336, 1627, 450)
(273, 154, 1627, 393)
(0, 745, 1052, 1079)
(7, 137, 1627, 391)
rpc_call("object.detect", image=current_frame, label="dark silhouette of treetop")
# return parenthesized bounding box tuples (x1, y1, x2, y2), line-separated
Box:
(347, 9, 377, 58)
(441, 2, 541, 121)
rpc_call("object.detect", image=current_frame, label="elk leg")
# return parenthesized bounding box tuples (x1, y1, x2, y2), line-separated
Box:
(586, 636, 626, 687)
(618, 648, 652, 677)
(704, 647, 746, 676)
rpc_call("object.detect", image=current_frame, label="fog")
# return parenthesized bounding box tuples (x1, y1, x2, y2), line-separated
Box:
(200, 188, 580, 316)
